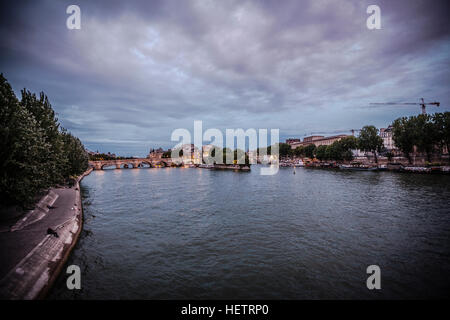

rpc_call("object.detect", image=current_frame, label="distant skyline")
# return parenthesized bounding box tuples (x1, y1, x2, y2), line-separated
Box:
(1, 0, 449, 156)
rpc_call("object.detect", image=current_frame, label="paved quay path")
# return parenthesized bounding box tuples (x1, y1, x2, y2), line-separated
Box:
(0, 169, 91, 299)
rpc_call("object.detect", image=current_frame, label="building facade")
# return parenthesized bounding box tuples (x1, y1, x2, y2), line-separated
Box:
(147, 147, 164, 159)
(379, 126, 396, 151)
(286, 138, 301, 146)
(289, 134, 349, 149)
(181, 144, 202, 164)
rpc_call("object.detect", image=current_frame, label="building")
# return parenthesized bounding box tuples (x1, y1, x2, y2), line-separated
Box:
(289, 135, 349, 149)
(286, 138, 301, 146)
(311, 135, 349, 147)
(379, 126, 396, 151)
(303, 136, 325, 143)
(181, 144, 202, 164)
(147, 147, 164, 159)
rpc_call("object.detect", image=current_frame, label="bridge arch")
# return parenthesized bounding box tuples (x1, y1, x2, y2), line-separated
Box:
(101, 163, 117, 170)
(120, 163, 134, 169)
(154, 161, 168, 167)
(137, 161, 153, 168)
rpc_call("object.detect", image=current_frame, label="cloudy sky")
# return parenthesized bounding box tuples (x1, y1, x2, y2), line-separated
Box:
(1, 0, 449, 156)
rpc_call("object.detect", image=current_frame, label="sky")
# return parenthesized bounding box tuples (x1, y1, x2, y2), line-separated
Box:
(1, 0, 449, 156)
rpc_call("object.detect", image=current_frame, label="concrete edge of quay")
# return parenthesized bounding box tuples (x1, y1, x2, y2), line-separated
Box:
(37, 167, 93, 299)
(0, 167, 93, 300)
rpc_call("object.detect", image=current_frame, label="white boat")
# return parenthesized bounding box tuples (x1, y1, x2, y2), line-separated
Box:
(402, 166, 431, 173)
(295, 160, 304, 167)
(198, 164, 214, 169)
(339, 164, 378, 171)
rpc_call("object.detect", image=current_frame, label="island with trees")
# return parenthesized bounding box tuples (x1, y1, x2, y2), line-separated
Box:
(257, 115, 450, 173)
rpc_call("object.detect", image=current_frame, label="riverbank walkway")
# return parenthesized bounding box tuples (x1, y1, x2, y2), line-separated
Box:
(0, 171, 89, 299)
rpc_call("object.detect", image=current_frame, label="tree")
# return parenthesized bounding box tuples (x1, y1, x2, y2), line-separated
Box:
(336, 136, 357, 161)
(433, 112, 450, 160)
(315, 145, 328, 160)
(0, 74, 88, 207)
(293, 146, 304, 157)
(304, 144, 316, 158)
(339, 136, 358, 151)
(0, 74, 48, 205)
(414, 114, 439, 162)
(313, 137, 357, 162)
(391, 113, 450, 164)
(327, 142, 343, 161)
(21, 90, 65, 187)
(392, 117, 417, 164)
(61, 129, 89, 177)
(357, 125, 383, 163)
(278, 143, 292, 158)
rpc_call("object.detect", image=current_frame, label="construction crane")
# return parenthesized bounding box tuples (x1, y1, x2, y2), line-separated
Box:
(306, 129, 361, 136)
(370, 98, 440, 115)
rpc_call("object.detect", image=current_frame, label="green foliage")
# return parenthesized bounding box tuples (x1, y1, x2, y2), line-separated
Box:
(21, 89, 65, 186)
(414, 114, 438, 162)
(392, 113, 449, 163)
(357, 125, 384, 163)
(0, 75, 47, 205)
(315, 145, 328, 160)
(0, 74, 88, 207)
(303, 144, 316, 158)
(278, 143, 292, 157)
(293, 146, 304, 157)
(313, 136, 357, 161)
(336, 136, 357, 161)
(61, 129, 89, 177)
(326, 142, 343, 161)
(392, 117, 416, 163)
(433, 112, 450, 154)
(339, 136, 358, 151)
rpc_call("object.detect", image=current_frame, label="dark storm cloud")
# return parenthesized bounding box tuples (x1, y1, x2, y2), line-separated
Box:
(0, 0, 449, 155)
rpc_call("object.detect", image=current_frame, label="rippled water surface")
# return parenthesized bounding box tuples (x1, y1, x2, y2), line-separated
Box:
(49, 166, 450, 299)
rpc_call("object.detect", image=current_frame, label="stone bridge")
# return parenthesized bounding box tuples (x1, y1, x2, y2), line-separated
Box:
(89, 158, 174, 170)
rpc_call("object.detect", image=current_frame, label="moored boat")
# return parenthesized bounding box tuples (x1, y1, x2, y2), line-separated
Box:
(294, 160, 304, 167)
(339, 164, 378, 171)
(402, 166, 431, 173)
(198, 164, 214, 169)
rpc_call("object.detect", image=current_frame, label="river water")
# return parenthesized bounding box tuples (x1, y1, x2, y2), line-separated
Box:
(49, 166, 450, 299)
